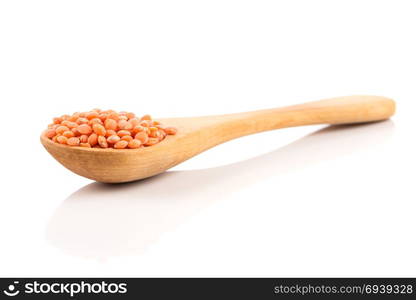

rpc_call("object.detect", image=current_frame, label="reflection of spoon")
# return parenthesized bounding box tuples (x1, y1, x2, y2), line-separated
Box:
(46, 121, 394, 259)
(41, 96, 395, 182)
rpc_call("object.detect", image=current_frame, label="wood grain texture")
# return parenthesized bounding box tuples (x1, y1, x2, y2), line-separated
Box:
(41, 95, 395, 183)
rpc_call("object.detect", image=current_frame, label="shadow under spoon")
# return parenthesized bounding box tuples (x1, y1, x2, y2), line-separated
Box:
(46, 120, 394, 258)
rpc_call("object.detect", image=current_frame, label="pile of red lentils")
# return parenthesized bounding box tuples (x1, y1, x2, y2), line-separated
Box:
(44, 109, 177, 149)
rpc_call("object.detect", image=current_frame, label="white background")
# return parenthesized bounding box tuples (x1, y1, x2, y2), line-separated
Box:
(0, 0, 415, 277)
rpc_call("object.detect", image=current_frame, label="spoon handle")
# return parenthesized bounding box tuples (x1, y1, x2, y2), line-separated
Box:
(216, 95, 395, 139)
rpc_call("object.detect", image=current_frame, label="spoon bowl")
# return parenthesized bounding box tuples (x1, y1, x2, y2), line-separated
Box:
(41, 95, 395, 183)
(41, 117, 208, 183)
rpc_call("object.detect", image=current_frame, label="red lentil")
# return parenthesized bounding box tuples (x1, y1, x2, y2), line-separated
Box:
(107, 135, 121, 144)
(88, 133, 98, 146)
(80, 135, 89, 143)
(117, 130, 131, 137)
(67, 137, 80, 146)
(128, 139, 141, 149)
(104, 118, 117, 131)
(77, 124, 92, 135)
(63, 130, 75, 138)
(134, 131, 149, 144)
(56, 126, 69, 135)
(56, 135, 68, 144)
(98, 135, 108, 148)
(164, 127, 178, 135)
(114, 140, 128, 149)
(92, 123, 106, 136)
(121, 135, 133, 142)
(45, 129, 56, 138)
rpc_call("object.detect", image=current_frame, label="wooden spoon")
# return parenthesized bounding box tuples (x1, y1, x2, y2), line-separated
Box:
(41, 95, 395, 183)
